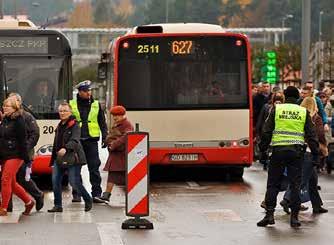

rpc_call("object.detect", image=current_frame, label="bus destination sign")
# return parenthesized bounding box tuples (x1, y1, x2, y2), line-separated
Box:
(0, 37, 48, 54)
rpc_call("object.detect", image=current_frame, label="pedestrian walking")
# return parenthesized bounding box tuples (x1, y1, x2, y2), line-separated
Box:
(256, 91, 285, 170)
(69, 80, 108, 203)
(280, 97, 328, 214)
(0, 97, 35, 216)
(48, 102, 92, 213)
(6, 93, 44, 212)
(257, 86, 319, 228)
(100, 106, 134, 202)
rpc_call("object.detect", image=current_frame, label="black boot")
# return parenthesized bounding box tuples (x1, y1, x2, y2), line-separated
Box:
(257, 210, 275, 227)
(280, 199, 290, 214)
(290, 211, 301, 228)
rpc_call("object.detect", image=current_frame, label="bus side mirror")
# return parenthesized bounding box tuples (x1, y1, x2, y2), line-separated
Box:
(97, 62, 108, 81)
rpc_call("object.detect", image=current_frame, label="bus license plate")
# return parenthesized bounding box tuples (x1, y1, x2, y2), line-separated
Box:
(170, 154, 198, 161)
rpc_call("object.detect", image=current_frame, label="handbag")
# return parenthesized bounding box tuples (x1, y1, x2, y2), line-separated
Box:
(56, 151, 78, 168)
(300, 185, 310, 203)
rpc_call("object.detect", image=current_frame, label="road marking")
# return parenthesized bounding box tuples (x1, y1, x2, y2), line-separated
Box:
(186, 181, 200, 187)
(322, 200, 334, 203)
(0, 213, 20, 223)
(97, 223, 124, 245)
(201, 209, 242, 222)
(54, 211, 93, 223)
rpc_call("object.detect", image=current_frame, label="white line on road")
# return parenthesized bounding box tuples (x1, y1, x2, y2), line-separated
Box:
(97, 223, 124, 245)
(186, 181, 200, 187)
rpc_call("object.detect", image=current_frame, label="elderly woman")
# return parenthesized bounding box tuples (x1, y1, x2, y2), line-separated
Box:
(0, 97, 34, 216)
(47, 102, 92, 213)
(100, 105, 134, 202)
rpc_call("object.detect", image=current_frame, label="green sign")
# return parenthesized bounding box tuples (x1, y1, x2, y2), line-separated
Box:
(262, 51, 278, 84)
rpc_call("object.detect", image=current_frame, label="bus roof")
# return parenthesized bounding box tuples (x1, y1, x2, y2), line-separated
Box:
(130, 23, 224, 34)
(0, 19, 37, 29)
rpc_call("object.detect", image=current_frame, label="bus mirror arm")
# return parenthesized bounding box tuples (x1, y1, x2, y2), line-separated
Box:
(22, 103, 39, 119)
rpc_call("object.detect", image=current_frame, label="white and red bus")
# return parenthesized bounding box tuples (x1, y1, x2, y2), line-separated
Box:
(0, 19, 73, 175)
(109, 23, 252, 177)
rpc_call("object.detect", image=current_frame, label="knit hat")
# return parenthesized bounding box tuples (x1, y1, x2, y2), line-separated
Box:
(110, 105, 126, 116)
(284, 86, 300, 99)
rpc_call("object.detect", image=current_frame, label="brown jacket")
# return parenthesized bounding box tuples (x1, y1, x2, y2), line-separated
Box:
(103, 118, 134, 172)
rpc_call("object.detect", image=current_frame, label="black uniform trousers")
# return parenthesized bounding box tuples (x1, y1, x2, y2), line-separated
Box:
(79, 139, 102, 198)
(265, 148, 303, 213)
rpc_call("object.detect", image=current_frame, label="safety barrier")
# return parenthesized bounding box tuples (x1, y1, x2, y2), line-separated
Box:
(122, 124, 153, 229)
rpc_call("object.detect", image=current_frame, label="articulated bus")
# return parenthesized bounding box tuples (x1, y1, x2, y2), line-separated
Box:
(0, 19, 72, 175)
(108, 23, 252, 177)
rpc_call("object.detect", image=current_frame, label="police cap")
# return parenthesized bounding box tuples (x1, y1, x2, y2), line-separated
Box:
(76, 80, 92, 91)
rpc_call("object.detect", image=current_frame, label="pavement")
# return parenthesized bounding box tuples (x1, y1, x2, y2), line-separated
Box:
(1, 160, 334, 245)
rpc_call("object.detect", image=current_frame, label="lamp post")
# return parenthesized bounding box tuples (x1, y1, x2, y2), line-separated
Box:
(165, 0, 169, 23)
(0, 0, 3, 19)
(319, 11, 324, 81)
(319, 11, 324, 43)
(282, 14, 293, 43)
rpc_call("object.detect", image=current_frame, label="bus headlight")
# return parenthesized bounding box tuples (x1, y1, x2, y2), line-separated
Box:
(36, 144, 53, 155)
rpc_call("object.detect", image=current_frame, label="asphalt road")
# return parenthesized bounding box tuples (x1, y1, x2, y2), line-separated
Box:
(1, 161, 334, 245)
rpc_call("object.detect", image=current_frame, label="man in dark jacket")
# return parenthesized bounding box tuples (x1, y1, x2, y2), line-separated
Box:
(257, 86, 319, 228)
(69, 80, 107, 203)
(47, 102, 92, 212)
(6, 93, 44, 211)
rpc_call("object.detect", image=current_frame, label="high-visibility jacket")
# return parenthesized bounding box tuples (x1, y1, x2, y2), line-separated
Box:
(69, 100, 100, 137)
(271, 103, 307, 146)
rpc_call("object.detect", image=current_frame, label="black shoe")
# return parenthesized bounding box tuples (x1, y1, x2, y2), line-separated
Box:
(85, 200, 93, 212)
(300, 204, 308, 212)
(260, 201, 266, 209)
(257, 212, 275, 227)
(47, 206, 63, 213)
(280, 199, 290, 214)
(72, 196, 82, 203)
(290, 212, 301, 228)
(36, 193, 44, 211)
(93, 196, 106, 204)
(313, 207, 328, 214)
(100, 192, 111, 202)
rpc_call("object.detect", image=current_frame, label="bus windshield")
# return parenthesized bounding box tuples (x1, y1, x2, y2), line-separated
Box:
(3, 56, 66, 117)
(118, 35, 249, 110)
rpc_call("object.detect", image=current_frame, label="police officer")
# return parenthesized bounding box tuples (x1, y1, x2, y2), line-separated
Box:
(70, 80, 107, 203)
(257, 86, 319, 228)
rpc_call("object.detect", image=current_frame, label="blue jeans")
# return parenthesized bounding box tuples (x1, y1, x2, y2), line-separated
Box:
(52, 164, 92, 208)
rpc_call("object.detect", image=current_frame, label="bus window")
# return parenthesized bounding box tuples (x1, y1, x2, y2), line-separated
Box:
(118, 36, 248, 110)
(3, 57, 64, 117)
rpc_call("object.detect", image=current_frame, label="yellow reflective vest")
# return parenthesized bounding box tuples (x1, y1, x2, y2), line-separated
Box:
(69, 100, 100, 137)
(271, 103, 307, 146)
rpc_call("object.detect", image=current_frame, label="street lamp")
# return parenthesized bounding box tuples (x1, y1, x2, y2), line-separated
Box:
(165, 0, 169, 23)
(319, 11, 324, 43)
(282, 14, 293, 43)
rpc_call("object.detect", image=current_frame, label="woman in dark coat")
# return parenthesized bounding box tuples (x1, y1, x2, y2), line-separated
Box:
(0, 97, 34, 216)
(47, 102, 92, 212)
(100, 105, 134, 202)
